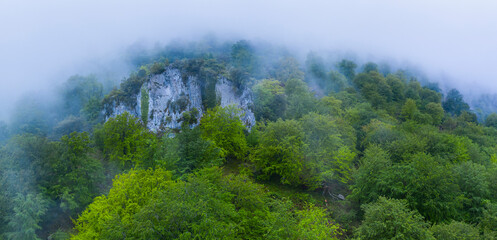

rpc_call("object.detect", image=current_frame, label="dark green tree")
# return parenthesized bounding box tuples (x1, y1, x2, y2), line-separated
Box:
(61, 75, 103, 119)
(425, 102, 444, 125)
(272, 56, 304, 82)
(285, 78, 316, 119)
(480, 203, 497, 237)
(353, 72, 392, 109)
(453, 161, 490, 221)
(402, 153, 461, 222)
(362, 62, 378, 73)
(252, 79, 287, 121)
(305, 52, 327, 81)
(5, 193, 48, 240)
(386, 74, 405, 103)
(140, 87, 149, 125)
(300, 113, 355, 185)
(250, 119, 307, 186)
(326, 71, 348, 93)
(230, 40, 257, 87)
(149, 62, 165, 75)
(430, 221, 480, 240)
(155, 128, 222, 175)
(338, 59, 357, 80)
(401, 98, 419, 121)
(48, 132, 104, 215)
(354, 197, 433, 240)
(350, 146, 395, 204)
(485, 113, 497, 128)
(443, 89, 470, 116)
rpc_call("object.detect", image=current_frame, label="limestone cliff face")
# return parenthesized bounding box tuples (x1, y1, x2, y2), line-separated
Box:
(215, 78, 256, 128)
(144, 69, 204, 130)
(105, 67, 255, 132)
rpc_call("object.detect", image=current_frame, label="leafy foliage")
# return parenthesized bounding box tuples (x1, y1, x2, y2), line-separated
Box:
(250, 119, 307, 186)
(5, 193, 48, 240)
(431, 221, 480, 240)
(230, 40, 257, 87)
(140, 86, 149, 125)
(61, 75, 103, 119)
(272, 56, 304, 82)
(149, 61, 166, 75)
(72, 167, 342, 239)
(285, 78, 316, 119)
(4, 40, 497, 239)
(200, 106, 248, 161)
(72, 168, 173, 239)
(354, 197, 433, 240)
(443, 89, 470, 116)
(94, 112, 154, 168)
(251, 113, 355, 189)
(485, 113, 497, 128)
(253, 79, 286, 121)
(338, 59, 357, 80)
(155, 128, 222, 175)
(49, 132, 104, 214)
(102, 72, 147, 113)
(353, 71, 393, 109)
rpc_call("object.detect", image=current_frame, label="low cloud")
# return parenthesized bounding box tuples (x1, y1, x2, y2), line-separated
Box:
(1, 0, 496, 120)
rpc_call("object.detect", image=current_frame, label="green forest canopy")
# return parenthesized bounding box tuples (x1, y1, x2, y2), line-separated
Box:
(1, 40, 497, 239)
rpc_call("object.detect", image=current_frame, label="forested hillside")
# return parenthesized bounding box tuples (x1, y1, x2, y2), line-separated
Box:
(1, 40, 497, 239)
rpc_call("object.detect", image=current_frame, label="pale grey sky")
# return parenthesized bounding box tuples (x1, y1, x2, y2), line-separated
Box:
(1, 0, 497, 120)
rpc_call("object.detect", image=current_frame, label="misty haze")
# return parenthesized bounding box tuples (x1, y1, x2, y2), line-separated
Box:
(1, 1, 497, 239)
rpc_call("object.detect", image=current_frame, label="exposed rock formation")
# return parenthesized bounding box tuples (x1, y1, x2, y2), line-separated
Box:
(105, 67, 255, 132)
(215, 77, 256, 128)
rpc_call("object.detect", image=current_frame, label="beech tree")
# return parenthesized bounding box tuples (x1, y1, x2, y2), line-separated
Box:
(443, 89, 470, 116)
(430, 221, 480, 240)
(354, 197, 433, 240)
(200, 105, 248, 161)
(253, 79, 287, 121)
(338, 59, 357, 80)
(94, 112, 154, 168)
(72, 167, 342, 239)
(5, 193, 48, 240)
(250, 119, 307, 186)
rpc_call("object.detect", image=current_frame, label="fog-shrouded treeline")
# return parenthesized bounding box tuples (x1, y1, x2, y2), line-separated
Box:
(1, 39, 497, 239)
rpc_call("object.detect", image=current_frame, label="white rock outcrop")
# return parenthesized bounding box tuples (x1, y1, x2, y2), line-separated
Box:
(215, 77, 256, 128)
(105, 68, 255, 132)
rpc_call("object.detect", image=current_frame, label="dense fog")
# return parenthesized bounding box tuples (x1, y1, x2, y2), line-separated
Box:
(1, 0, 497, 120)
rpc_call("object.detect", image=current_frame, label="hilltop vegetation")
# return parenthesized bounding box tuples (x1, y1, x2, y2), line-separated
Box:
(1, 39, 497, 239)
